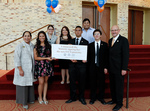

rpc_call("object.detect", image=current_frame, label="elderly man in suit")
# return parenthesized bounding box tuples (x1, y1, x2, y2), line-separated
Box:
(107, 25, 129, 111)
(88, 29, 108, 105)
(65, 26, 89, 105)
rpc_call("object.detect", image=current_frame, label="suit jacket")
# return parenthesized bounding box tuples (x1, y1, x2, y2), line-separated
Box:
(69, 37, 89, 65)
(108, 35, 129, 74)
(13, 41, 35, 86)
(69, 37, 89, 45)
(88, 41, 108, 74)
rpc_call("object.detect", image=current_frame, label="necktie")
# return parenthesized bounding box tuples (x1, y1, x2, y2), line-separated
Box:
(76, 38, 79, 45)
(96, 43, 99, 67)
(111, 38, 115, 46)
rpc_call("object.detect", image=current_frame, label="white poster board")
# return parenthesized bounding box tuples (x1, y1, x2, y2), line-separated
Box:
(52, 44, 87, 60)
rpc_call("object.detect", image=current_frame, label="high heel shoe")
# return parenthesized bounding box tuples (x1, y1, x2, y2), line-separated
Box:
(43, 98, 49, 105)
(66, 81, 70, 84)
(38, 97, 43, 104)
(43, 100, 49, 105)
(60, 81, 64, 84)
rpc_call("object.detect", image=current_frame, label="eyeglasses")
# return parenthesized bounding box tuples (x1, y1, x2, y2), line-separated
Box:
(94, 33, 100, 36)
(48, 29, 54, 30)
(110, 29, 119, 32)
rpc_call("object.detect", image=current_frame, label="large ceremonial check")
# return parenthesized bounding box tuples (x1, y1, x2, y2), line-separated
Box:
(52, 44, 87, 60)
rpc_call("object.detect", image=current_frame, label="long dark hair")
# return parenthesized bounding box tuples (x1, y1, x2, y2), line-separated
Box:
(60, 26, 72, 40)
(35, 31, 51, 56)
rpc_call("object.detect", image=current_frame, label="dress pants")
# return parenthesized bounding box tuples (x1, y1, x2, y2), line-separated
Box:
(16, 85, 35, 105)
(69, 63, 86, 100)
(109, 72, 124, 106)
(90, 65, 105, 100)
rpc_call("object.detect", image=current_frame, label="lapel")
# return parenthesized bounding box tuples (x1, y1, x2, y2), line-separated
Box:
(110, 38, 113, 47)
(92, 42, 95, 50)
(79, 37, 84, 45)
(99, 41, 103, 52)
(92, 42, 95, 56)
(111, 35, 120, 47)
(94, 41, 103, 57)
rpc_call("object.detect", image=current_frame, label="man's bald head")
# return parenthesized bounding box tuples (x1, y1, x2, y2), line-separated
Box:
(111, 25, 120, 38)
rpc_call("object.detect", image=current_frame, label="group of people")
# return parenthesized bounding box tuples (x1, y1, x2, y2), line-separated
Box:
(13, 18, 129, 111)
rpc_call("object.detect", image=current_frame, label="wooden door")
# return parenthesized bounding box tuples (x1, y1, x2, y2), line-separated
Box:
(82, 3, 110, 43)
(82, 5, 94, 28)
(98, 7, 110, 43)
(128, 9, 143, 45)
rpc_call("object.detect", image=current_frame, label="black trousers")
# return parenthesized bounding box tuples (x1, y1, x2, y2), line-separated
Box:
(90, 65, 105, 100)
(109, 72, 124, 106)
(69, 63, 86, 100)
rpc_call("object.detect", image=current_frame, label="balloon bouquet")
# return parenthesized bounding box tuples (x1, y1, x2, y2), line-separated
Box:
(46, 0, 59, 13)
(94, 0, 107, 13)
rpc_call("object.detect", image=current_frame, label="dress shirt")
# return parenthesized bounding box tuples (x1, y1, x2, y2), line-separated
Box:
(95, 40, 101, 63)
(82, 27, 95, 43)
(112, 34, 120, 43)
(75, 37, 82, 45)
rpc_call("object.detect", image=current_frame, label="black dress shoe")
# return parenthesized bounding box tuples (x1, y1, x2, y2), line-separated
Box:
(65, 99, 76, 103)
(113, 104, 123, 111)
(106, 100, 116, 105)
(79, 99, 87, 105)
(98, 99, 106, 105)
(89, 100, 95, 104)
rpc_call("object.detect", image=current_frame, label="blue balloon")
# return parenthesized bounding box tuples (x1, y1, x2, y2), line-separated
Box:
(51, 0, 58, 8)
(46, 0, 51, 7)
(47, 7, 52, 13)
(98, 0, 104, 8)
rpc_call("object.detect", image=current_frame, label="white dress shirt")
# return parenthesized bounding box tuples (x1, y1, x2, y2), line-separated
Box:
(113, 34, 120, 43)
(75, 36, 82, 45)
(95, 40, 101, 63)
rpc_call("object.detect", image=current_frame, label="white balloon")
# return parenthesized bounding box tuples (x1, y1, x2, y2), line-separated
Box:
(54, 4, 62, 13)
(104, 0, 107, 4)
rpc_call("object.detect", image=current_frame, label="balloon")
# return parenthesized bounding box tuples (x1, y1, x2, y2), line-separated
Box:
(98, 0, 104, 8)
(104, 0, 107, 4)
(94, 0, 98, 6)
(97, 6, 104, 13)
(47, 7, 52, 13)
(45, 0, 51, 7)
(51, 6, 55, 13)
(51, 0, 59, 8)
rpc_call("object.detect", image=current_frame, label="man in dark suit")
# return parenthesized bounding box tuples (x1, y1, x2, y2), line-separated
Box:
(107, 25, 129, 111)
(65, 26, 89, 105)
(88, 29, 108, 105)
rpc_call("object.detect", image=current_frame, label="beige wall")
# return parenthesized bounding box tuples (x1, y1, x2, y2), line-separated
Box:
(0, 0, 150, 70)
(144, 9, 150, 44)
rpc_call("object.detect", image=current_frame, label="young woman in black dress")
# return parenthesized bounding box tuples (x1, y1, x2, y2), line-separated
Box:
(56, 26, 72, 84)
(34, 31, 53, 104)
